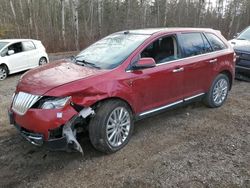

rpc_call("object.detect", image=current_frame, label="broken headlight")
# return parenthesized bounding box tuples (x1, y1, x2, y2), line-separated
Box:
(41, 97, 71, 109)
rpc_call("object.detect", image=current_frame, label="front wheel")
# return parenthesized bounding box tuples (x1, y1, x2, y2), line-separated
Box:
(204, 74, 230, 108)
(39, 57, 47, 66)
(0, 65, 8, 80)
(89, 100, 134, 153)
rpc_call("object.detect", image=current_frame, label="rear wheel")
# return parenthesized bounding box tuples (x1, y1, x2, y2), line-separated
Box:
(89, 100, 134, 153)
(39, 57, 47, 66)
(204, 74, 229, 108)
(0, 65, 8, 80)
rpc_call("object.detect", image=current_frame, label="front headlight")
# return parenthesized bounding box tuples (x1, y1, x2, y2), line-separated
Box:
(41, 97, 71, 109)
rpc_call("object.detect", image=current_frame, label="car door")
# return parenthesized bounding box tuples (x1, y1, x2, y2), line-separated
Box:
(22, 41, 38, 67)
(127, 35, 185, 115)
(177, 32, 215, 99)
(1, 42, 28, 72)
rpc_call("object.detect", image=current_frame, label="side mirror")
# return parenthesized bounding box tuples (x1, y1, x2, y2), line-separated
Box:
(132, 58, 156, 70)
(234, 33, 239, 38)
(7, 50, 15, 55)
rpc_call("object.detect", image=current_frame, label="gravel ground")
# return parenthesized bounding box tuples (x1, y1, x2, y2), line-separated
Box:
(0, 54, 249, 188)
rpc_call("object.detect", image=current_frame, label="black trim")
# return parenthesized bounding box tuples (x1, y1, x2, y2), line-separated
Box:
(135, 101, 183, 121)
(134, 93, 205, 121)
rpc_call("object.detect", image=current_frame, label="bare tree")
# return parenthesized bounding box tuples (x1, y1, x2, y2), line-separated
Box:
(97, 0, 103, 37)
(61, 0, 66, 49)
(0, 0, 249, 53)
(27, 0, 33, 38)
(9, 0, 21, 37)
(72, 0, 79, 51)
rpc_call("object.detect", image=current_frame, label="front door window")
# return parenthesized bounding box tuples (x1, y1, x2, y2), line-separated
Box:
(141, 35, 180, 64)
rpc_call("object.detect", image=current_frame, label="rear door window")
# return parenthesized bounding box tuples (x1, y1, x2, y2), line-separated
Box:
(178, 33, 210, 58)
(204, 33, 227, 51)
(201, 34, 213, 53)
(22, 41, 36, 51)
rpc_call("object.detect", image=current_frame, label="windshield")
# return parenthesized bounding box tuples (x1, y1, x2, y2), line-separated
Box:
(76, 33, 149, 69)
(237, 27, 250, 40)
(0, 42, 8, 51)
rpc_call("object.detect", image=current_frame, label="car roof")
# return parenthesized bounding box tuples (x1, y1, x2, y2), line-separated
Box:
(118, 28, 216, 35)
(0, 39, 39, 43)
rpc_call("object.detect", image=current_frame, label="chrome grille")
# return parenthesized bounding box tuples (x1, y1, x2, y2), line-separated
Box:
(12, 92, 41, 115)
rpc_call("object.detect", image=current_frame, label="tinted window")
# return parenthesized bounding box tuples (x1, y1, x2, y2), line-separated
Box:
(141, 36, 180, 64)
(22, 41, 36, 51)
(8, 42, 23, 53)
(1, 42, 23, 57)
(201, 34, 213, 53)
(179, 33, 208, 57)
(205, 33, 226, 51)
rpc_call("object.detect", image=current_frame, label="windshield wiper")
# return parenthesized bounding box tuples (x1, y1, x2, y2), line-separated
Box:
(71, 56, 101, 69)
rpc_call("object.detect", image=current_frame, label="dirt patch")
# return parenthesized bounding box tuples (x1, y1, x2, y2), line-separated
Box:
(0, 57, 249, 187)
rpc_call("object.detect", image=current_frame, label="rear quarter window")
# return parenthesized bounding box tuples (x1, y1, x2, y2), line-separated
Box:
(204, 33, 227, 51)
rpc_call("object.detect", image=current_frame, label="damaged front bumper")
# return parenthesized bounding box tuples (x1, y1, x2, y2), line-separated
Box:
(14, 123, 68, 149)
(9, 107, 95, 154)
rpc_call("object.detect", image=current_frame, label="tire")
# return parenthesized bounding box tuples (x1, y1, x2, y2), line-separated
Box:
(204, 74, 230, 108)
(89, 99, 134, 153)
(0, 65, 8, 80)
(39, 57, 47, 66)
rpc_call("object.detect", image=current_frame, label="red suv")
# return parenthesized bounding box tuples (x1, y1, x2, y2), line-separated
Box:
(9, 28, 235, 153)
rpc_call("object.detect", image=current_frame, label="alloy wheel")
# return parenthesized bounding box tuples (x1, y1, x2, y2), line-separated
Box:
(212, 78, 228, 105)
(106, 107, 131, 147)
(0, 67, 7, 80)
(39, 58, 47, 65)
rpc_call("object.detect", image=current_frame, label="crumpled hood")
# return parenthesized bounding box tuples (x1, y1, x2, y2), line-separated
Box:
(17, 59, 105, 95)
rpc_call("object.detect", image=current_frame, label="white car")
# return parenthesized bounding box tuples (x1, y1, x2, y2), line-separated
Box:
(0, 39, 48, 80)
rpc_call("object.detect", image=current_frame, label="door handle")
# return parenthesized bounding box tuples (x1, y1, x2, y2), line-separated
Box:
(172, 67, 184, 73)
(208, 58, 217, 63)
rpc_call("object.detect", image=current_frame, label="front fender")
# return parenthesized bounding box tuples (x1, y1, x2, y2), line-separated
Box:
(70, 81, 137, 113)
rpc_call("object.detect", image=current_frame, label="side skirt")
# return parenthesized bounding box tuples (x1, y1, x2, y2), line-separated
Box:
(135, 93, 205, 121)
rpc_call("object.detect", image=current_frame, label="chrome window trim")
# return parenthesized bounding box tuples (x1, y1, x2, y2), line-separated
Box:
(139, 93, 205, 117)
(126, 49, 230, 72)
(155, 49, 229, 67)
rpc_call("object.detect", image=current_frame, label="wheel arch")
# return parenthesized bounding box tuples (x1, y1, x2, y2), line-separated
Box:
(40, 56, 48, 61)
(0, 63, 9, 74)
(91, 97, 135, 115)
(219, 70, 233, 90)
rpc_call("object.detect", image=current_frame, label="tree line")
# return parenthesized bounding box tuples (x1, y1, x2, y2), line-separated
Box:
(0, 0, 249, 53)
